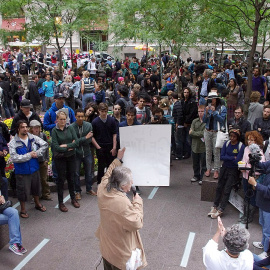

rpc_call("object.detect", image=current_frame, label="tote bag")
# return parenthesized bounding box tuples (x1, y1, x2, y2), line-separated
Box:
(215, 120, 229, 148)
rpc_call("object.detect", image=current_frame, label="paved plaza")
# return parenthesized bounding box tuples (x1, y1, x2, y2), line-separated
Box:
(0, 158, 263, 270)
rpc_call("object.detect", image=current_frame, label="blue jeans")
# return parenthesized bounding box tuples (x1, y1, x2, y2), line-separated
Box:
(82, 93, 95, 109)
(1, 177, 8, 200)
(3, 101, 15, 118)
(41, 95, 46, 111)
(0, 208, 21, 245)
(74, 154, 93, 193)
(253, 253, 270, 268)
(259, 209, 270, 252)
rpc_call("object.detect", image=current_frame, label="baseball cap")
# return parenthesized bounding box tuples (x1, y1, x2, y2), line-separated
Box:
(29, 120, 41, 127)
(54, 93, 66, 99)
(20, 99, 33, 108)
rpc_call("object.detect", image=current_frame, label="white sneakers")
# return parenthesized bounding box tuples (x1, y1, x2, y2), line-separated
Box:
(253, 242, 264, 249)
(258, 251, 268, 259)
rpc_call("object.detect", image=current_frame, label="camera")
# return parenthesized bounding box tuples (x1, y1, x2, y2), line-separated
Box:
(153, 115, 160, 121)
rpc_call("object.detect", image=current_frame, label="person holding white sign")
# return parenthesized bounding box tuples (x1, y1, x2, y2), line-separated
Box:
(96, 148, 147, 270)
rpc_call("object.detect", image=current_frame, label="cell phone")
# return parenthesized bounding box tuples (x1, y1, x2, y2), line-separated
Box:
(131, 185, 136, 196)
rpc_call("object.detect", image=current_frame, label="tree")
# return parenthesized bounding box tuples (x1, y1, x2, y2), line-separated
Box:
(0, 0, 107, 74)
(199, 0, 270, 112)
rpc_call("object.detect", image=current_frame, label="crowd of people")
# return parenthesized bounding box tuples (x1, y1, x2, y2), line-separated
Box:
(1, 47, 270, 269)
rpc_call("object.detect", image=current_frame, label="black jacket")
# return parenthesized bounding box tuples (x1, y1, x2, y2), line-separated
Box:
(196, 78, 216, 97)
(181, 97, 198, 125)
(253, 117, 270, 141)
(10, 110, 43, 136)
(228, 117, 251, 143)
(172, 100, 184, 125)
(28, 81, 41, 106)
(0, 80, 12, 102)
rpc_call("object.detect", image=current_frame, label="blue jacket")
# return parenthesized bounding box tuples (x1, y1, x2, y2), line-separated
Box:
(203, 104, 227, 131)
(43, 103, 76, 133)
(9, 133, 48, 175)
(256, 160, 270, 212)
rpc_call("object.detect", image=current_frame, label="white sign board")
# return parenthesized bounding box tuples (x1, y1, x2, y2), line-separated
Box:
(229, 190, 244, 214)
(119, 125, 171, 186)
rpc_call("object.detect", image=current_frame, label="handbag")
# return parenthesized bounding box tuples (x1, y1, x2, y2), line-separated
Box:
(38, 87, 45, 96)
(215, 120, 229, 148)
(0, 200, 12, 214)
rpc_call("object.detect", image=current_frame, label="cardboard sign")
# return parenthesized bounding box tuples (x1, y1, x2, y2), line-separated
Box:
(229, 189, 244, 214)
(119, 125, 171, 186)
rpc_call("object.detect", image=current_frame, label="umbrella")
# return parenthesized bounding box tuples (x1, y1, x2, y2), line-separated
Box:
(134, 44, 154, 51)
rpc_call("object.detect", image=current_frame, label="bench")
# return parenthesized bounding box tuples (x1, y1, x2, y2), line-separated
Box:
(201, 177, 218, 202)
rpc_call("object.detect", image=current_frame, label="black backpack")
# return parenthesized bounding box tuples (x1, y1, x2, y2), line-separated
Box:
(20, 64, 28, 75)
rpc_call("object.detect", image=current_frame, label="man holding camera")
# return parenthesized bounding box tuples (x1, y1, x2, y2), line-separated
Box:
(150, 108, 169, 124)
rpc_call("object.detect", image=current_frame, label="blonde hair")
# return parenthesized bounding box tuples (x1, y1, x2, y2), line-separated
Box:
(250, 91, 261, 102)
(159, 98, 170, 108)
(64, 75, 72, 83)
(56, 111, 67, 119)
(82, 71, 90, 78)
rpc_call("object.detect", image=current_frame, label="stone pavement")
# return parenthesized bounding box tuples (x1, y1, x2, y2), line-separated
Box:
(0, 158, 263, 270)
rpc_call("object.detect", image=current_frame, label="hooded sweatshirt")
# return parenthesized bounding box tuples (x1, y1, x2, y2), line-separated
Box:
(247, 102, 264, 129)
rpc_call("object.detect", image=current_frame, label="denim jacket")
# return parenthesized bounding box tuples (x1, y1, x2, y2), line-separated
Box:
(203, 104, 227, 131)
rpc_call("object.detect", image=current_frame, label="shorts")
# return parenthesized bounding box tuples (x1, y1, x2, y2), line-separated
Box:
(16, 171, 41, 202)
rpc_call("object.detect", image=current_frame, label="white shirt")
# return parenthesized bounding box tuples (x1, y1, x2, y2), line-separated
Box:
(203, 239, 253, 270)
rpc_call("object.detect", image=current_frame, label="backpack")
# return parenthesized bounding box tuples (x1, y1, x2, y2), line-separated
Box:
(119, 97, 132, 113)
(20, 64, 28, 75)
(84, 78, 95, 93)
(225, 140, 243, 152)
(95, 90, 104, 103)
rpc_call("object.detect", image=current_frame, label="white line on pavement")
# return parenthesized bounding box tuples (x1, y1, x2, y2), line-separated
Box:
(180, 232, 196, 268)
(148, 187, 159, 199)
(55, 194, 70, 208)
(12, 202, 20, 209)
(13, 238, 50, 270)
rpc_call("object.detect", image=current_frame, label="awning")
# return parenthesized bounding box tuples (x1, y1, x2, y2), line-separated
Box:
(1, 18, 25, 31)
(7, 41, 42, 47)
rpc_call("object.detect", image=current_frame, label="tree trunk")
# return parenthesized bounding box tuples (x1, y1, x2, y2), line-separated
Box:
(244, 14, 261, 116)
(260, 32, 266, 75)
(176, 47, 181, 94)
(55, 35, 63, 77)
(220, 40, 224, 67)
(70, 34, 74, 70)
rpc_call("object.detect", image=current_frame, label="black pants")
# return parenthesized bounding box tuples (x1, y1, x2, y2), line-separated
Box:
(214, 166, 240, 211)
(192, 151, 206, 180)
(96, 146, 114, 184)
(103, 258, 120, 270)
(55, 155, 76, 203)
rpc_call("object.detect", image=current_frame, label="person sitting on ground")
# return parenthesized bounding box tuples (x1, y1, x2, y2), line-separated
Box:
(203, 217, 253, 270)
(0, 196, 27, 256)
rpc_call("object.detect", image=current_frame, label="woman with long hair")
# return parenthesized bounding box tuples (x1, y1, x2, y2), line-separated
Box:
(84, 102, 98, 123)
(226, 78, 240, 121)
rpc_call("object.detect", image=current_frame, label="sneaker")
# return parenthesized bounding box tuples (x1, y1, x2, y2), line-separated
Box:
(253, 242, 264, 249)
(211, 210, 223, 219)
(86, 190, 97, 196)
(18, 244, 27, 254)
(208, 207, 217, 217)
(9, 243, 23, 256)
(190, 177, 199, 182)
(75, 192, 82, 200)
(258, 251, 268, 259)
(199, 180, 202, 185)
